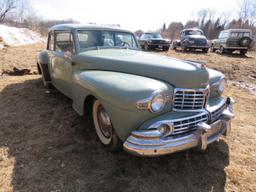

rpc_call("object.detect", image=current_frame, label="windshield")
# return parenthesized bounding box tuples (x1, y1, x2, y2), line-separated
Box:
(77, 30, 138, 51)
(143, 33, 162, 39)
(230, 32, 250, 38)
(184, 30, 203, 36)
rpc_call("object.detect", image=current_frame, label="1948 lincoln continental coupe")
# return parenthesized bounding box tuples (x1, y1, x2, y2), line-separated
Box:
(37, 24, 234, 156)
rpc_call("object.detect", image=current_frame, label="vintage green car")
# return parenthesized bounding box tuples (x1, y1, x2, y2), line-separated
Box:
(211, 29, 254, 55)
(37, 24, 234, 156)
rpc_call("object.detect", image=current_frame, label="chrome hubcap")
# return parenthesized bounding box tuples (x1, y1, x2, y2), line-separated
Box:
(97, 105, 112, 138)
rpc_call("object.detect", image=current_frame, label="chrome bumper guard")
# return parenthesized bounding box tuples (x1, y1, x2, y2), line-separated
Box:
(123, 98, 235, 156)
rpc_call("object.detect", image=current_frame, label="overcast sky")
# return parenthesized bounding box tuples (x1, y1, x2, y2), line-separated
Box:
(29, 0, 239, 31)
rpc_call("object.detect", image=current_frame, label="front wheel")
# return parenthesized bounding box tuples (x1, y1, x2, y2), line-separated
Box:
(92, 99, 122, 151)
(202, 48, 209, 53)
(219, 46, 226, 54)
(210, 45, 216, 52)
(240, 50, 247, 56)
(144, 43, 150, 51)
(163, 46, 169, 51)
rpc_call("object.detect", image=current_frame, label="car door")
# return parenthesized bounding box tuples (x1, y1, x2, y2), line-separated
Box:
(219, 32, 228, 47)
(50, 31, 75, 98)
(214, 32, 223, 48)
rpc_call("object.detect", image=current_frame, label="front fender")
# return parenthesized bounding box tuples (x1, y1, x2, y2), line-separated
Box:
(72, 70, 173, 141)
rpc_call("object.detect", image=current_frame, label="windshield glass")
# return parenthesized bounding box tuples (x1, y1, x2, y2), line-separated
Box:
(143, 33, 162, 39)
(230, 32, 250, 38)
(184, 30, 203, 36)
(77, 30, 138, 51)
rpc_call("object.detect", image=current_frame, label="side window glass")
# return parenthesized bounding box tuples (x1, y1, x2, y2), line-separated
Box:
(222, 32, 228, 38)
(48, 32, 54, 51)
(55, 32, 74, 53)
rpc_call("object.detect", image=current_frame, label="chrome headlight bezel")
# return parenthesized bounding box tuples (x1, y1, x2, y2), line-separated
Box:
(218, 78, 226, 94)
(149, 92, 166, 113)
(136, 91, 171, 113)
(211, 77, 226, 95)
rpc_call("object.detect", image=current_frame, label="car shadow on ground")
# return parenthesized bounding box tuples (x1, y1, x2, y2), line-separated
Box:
(212, 51, 254, 59)
(0, 77, 230, 192)
(172, 49, 209, 55)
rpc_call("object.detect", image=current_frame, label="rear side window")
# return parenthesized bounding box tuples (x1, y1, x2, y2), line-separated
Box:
(55, 32, 75, 53)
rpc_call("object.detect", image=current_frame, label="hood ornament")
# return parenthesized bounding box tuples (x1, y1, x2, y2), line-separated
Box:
(185, 60, 206, 69)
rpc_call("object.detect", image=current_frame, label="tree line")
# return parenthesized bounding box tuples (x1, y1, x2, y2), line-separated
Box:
(137, 1, 256, 40)
(1, 0, 256, 38)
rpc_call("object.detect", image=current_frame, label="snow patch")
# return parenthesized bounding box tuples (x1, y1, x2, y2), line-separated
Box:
(0, 24, 45, 46)
(228, 80, 256, 96)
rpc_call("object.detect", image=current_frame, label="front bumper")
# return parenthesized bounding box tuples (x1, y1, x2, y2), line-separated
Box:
(224, 46, 248, 50)
(123, 98, 234, 156)
(187, 45, 209, 49)
(148, 44, 170, 49)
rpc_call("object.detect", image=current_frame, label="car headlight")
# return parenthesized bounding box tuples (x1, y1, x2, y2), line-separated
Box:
(148, 40, 152, 43)
(189, 38, 195, 44)
(150, 93, 166, 113)
(136, 92, 168, 113)
(218, 78, 226, 94)
(211, 77, 226, 95)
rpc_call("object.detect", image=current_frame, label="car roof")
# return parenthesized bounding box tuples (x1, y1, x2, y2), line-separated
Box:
(49, 23, 132, 33)
(222, 29, 252, 33)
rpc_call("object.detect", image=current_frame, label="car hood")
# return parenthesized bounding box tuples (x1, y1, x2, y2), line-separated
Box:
(74, 49, 209, 89)
(187, 35, 207, 39)
(148, 38, 167, 41)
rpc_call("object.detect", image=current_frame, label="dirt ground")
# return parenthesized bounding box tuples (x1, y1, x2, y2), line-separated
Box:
(0, 44, 256, 192)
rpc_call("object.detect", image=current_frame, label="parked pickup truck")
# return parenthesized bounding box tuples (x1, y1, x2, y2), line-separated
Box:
(211, 29, 254, 55)
(37, 24, 234, 156)
(172, 28, 210, 53)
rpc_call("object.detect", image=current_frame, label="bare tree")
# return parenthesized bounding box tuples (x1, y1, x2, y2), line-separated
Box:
(239, 0, 251, 20)
(0, 0, 16, 23)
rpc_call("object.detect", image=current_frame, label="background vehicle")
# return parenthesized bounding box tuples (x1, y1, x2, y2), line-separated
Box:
(211, 29, 254, 55)
(37, 24, 234, 157)
(138, 33, 171, 51)
(172, 28, 209, 53)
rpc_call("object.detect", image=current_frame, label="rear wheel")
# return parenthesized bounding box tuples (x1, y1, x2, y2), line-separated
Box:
(92, 99, 122, 151)
(39, 63, 52, 88)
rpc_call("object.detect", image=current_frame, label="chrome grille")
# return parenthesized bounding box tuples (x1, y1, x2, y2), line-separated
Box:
(210, 103, 226, 123)
(172, 113, 208, 135)
(195, 39, 207, 46)
(173, 88, 208, 111)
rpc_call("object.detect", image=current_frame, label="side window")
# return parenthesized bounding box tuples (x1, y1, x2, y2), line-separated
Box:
(55, 32, 75, 53)
(222, 32, 229, 38)
(47, 32, 54, 51)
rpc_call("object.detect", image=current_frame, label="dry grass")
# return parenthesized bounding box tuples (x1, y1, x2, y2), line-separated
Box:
(0, 44, 255, 192)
